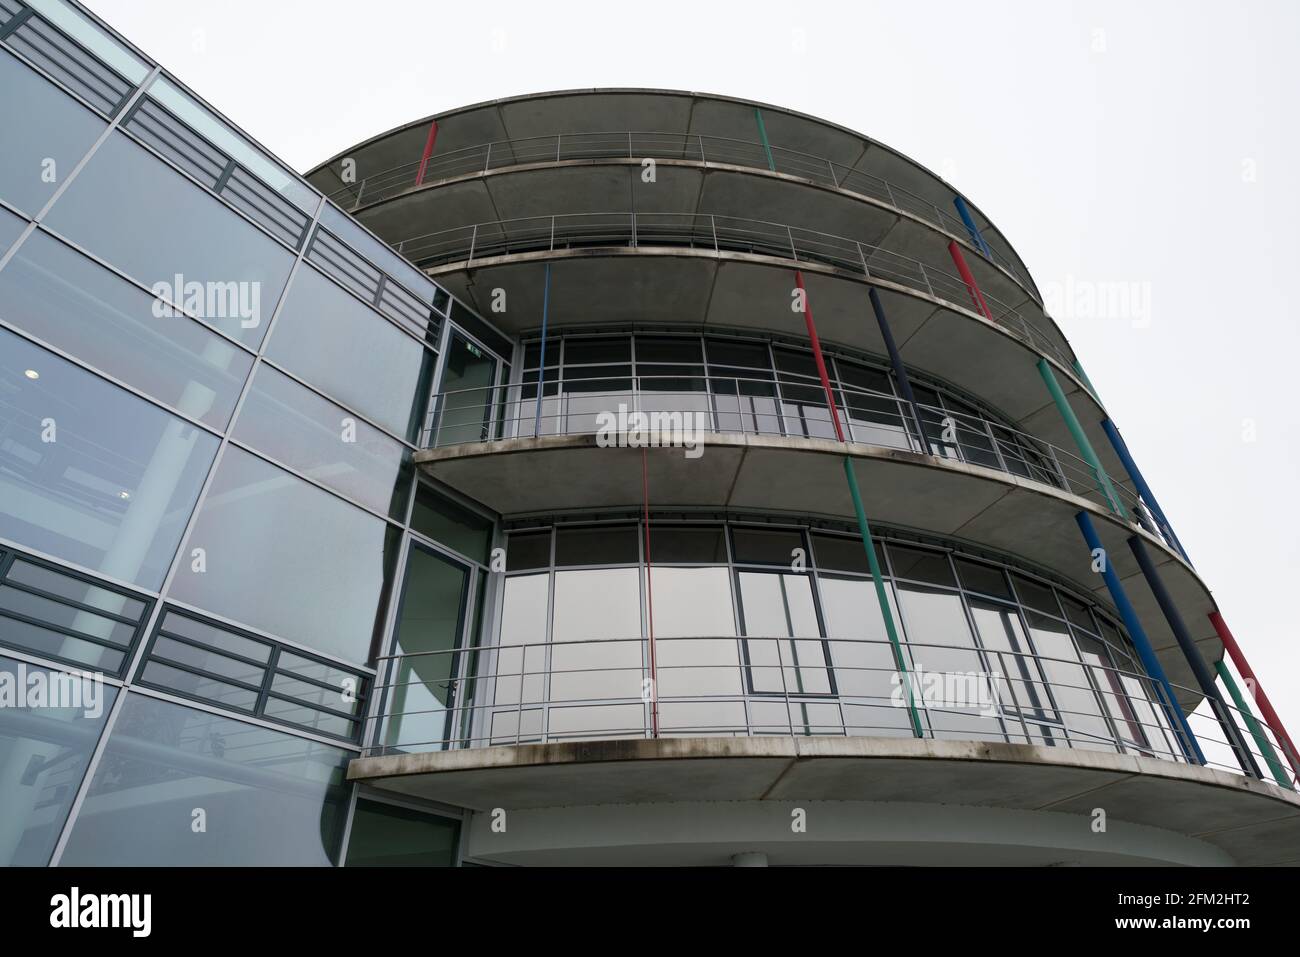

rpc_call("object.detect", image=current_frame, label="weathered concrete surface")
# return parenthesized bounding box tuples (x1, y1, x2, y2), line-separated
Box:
(350, 736, 1300, 866)
(414, 432, 1220, 700)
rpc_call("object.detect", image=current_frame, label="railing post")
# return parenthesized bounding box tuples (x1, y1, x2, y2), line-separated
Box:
(555, 133, 562, 163)
(467, 223, 477, 265)
(918, 262, 935, 298)
(354, 177, 367, 208)
(827, 158, 838, 188)
(698, 133, 706, 163)
(857, 241, 870, 278)
(631, 210, 637, 248)
(711, 214, 719, 252)
(787, 225, 798, 261)
(483, 141, 491, 174)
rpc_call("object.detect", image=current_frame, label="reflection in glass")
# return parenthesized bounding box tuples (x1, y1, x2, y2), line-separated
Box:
(60, 694, 350, 865)
(381, 545, 469, 753)
(166, 447, 399, 665)
(738, 571, 832, 698)
(0, 655, 116, 865)
(491, 573, 548, 742)
(0, 230, 253, 430)
(345, 800, 459, 866)
(433, 333, 498, 446)
(0, 329, 218, 591)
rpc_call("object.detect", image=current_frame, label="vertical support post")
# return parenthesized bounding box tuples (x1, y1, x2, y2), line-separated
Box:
(946, 240, 994, 320)
(1215, 659, 1291, 788)
(413, 119, 439, 187)
(794, 270, 922, 736)
(641, 448, 659, 738)
(952, 196, 993, 258)
(868, 288, 928, 450)
(1100, 418, 1190, 563)
(1038, 359, 1125, 515)
(754, 107, 777, 172)
(1075, 512, 1204, 764)
(532, 264, 551, 438)
(1128, 537, 1260, 778)
(1209, 611, 1300, 783)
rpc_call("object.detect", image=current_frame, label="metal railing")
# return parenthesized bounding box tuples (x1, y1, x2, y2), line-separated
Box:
(422, 372, 1167, 544)
(320, 129, 1033, 291)
(362, 633, 1298, 791)
(393, 211, 1069, 368)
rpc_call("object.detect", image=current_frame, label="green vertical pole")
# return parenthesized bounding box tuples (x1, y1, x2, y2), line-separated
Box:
(843, 456, 924, 737)
(1037, 358, 1124, 515)
(754, 108, 776, 172)
(1216, 659, 1291, 789)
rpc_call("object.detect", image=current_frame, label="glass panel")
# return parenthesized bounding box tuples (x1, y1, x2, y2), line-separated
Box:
(5, 558, 145, 620)
(836, 362, 910, 449)
(0, 49, 106, 215)
(731, 527, 804, 566)
(345, 800, 459, 867)
(491, 573, 548, 742)
(433, 332, 498, 446)
(810, 532, 885, 575)
(266, 264, 434, 441)
(967, 598, 1052, 722)
(737, 571, 831, 695)
(0, 205, 25, 253)
(0, 585, 135, 646)
(24, 0, 150, 82)
(555, 524, 638, 566)
(550, 568, 643, 736)
(504, 530, 550, 571)
(1024, 610, 1115, 748)
(650, 526, 728, 564)
(652, 566, 740, 703)
(158, 610, 270, 662)
(140, 660, 259, 712)
(0, 654, 116, 865)
(0, 230, 252, 429)
(43, 132, 295, 348)
(887, 544, 956, 587)
(166, 447, 400, 665)
(60, 694, 351, 865)
(381, 545, 469, 753)
(410, 485, 492, 564)
(816, 575, 913, 735)
(0, 328, 218, 589)
(233, 364, 412, 519)
(145, 77, 315, 211)
(954, 557, 1013, 601)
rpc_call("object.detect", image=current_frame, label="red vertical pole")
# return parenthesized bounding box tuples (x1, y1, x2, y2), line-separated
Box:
(1209, 611, 1300, 781)
(414, 119, 439, 187)
(794, 270, 845, 442)
(947, 240, 994, 321)
(642, 448, 659, 738)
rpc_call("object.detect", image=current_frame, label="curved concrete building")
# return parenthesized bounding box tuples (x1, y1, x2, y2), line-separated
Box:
(304, 90, 1300, 865)
(0, 0, 1295, 869)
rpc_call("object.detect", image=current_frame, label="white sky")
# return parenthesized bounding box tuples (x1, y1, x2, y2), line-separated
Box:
(84, 0, 1300, 745)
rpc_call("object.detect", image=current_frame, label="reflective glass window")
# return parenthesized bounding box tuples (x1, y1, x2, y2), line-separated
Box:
(0, 49, 106, 215)
(266, 264, 434, 442)
(0, 229, 253, 429)
(0, 329, 218, 589)
(60, 694, 350, 865)
(345, 800, 459, 867)
(233, 365, 412, 519)
(0, 654, 116, 865)
(554, 524, 638, 566)
(42, 132, 295, 349)
(410, 485, 493, 564)
(166, 447, 399, 665)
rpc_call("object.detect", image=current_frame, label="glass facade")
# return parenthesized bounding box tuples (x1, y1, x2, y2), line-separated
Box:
(0, 0, 1242, 869)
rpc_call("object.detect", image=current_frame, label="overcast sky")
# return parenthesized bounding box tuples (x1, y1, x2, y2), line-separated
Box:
(84, 0, 1300, 749)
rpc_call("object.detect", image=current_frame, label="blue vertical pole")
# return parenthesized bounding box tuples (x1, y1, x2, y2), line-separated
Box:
(868, 289, 928, 449)
(1075, 511, 1205, 764)
(532, 263, 551, 438)
(1128, 536, 1259, 777)
(1100, 418, 1190, 564)
(952, 195, 993, 258)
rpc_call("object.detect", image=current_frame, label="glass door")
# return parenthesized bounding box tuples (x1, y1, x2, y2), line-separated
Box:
(434, 331, 499, 446)
(379, 542, 472, 752)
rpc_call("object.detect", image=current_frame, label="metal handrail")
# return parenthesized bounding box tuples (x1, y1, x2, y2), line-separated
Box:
(421, 372, 1164, 543)
(363, 633, 1298, 791)
(393, 211, 1070, 368)
(320, 128, 1033, 291)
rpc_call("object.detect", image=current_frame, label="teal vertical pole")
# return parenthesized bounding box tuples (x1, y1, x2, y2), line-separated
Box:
(844, 457, 924, 737)
(1075, 511, 1204, 764)
(754, 108, 776, 172)
(1037, 358, 1124, 515)
(1216, 660, 1290, 788)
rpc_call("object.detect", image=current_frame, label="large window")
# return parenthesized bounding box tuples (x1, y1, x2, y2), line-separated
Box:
(443, 519, 1176, 757)
(0, 328, 218, 589)
(59, 693, 351, 866)
(165, 447, 399, 666)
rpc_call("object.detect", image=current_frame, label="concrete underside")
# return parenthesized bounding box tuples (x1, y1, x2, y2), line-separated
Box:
(413, 248, 1136, 512)
(305, 88, 1034, 295)
(349, 737, 1300, 866)
(351, 160, 1040, 340)
(414, 433, 1220, 703)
